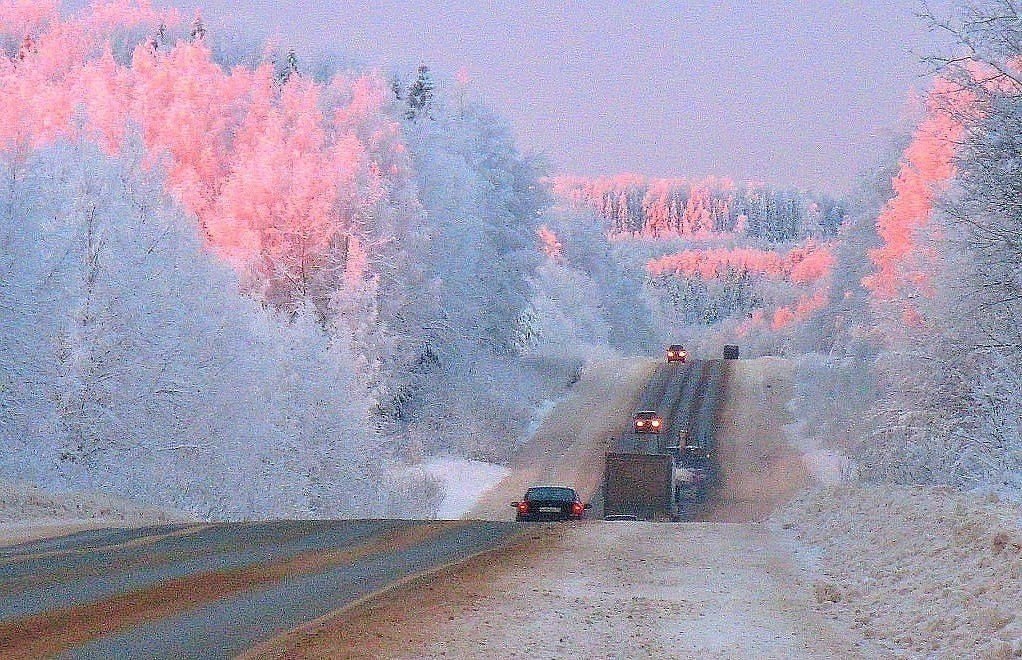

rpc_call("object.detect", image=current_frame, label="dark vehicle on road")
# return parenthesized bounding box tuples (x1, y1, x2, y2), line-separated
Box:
(604, 452, 675, 521)
(666, 344, 687, 363)
(676, 437, 716, 501)
(723, 344, 740, 359)
(511, 487, 590, 521)
(633, 410, 663, 434)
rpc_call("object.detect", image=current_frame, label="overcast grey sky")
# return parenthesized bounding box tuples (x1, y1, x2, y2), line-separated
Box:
(155, 1, 952, 195)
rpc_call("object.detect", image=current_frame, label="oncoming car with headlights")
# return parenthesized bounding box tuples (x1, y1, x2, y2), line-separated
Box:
(633, 410, 663, 434)
(666, 344, 687, 363)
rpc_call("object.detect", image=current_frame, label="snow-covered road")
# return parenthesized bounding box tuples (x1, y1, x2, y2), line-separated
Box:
(466, 357, 657, 520)
(249, 358, 865, 658)
(251, 520, 862, 659)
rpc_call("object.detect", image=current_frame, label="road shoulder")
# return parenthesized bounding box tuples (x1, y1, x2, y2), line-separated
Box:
(248, 521, 863, 659)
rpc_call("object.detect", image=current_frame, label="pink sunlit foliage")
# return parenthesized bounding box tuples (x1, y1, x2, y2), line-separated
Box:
(770, 289, 830, 331)
(553, 174, 735, 238)
(862, 78, 973, 312)
(537, 224, 564, 263)
(733, 289, 830, 336)
(553, 174, 845, 242)
(646, 242, 834, 284)
(0, 0, 408, 313)
(0, 1, 57, 41)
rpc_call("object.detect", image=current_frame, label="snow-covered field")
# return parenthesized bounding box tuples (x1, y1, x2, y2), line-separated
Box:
(778, 484, 1022, 658)
(0, 480, 189, 547)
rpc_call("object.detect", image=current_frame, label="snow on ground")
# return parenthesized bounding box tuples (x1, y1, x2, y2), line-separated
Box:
(777, 484, 1022, 658)
(701, 357, 810, 522)
(247, 357, 865, 658)
(521, 397, 559, 440)
(0, 480, 189, 546)
(252, 521, 863, 659)
(416, 458, 511, 519)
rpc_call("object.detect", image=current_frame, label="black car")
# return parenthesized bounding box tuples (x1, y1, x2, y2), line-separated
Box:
(511, 486, 591, 521)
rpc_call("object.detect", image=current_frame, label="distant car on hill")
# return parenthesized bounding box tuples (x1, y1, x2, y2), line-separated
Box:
(511, 486, 590, 521)
(633, 410, 663, 434)
(666, 344, 687, 363)
(723, 344, 740, 359)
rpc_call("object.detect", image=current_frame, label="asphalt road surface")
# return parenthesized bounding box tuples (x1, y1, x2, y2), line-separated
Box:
(466, 358, 725, 522)
(246, 358, 864, 659)
(606, 359, 725, 520)
(0, 520, 522, 658)
(615, 359, 724, 450)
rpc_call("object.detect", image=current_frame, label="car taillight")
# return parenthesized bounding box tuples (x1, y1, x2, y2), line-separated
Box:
(636, 420, 645, 426)
(572, 502, 584, 516)
(651, 420, 661, 427)
(517, 502, 529, 514)
(667, 352, 674, 357)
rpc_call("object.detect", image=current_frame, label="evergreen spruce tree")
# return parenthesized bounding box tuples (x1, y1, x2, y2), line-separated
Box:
(405, 65, 434, 120)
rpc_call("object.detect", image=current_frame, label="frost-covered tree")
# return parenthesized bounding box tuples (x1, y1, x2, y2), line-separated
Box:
(0, 142, 391, 519)
(856, 2, 1022, 488)
(554, 175, 845, 241)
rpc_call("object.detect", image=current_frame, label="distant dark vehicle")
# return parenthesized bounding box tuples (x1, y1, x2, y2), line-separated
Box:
(511, 486, 590, 521)
(723, 344, 740, 359)
(677, 436, 715, 501)
(666, 344, 687, 363)
(633, 410, 663, 434)
(680, 433, 713, 462)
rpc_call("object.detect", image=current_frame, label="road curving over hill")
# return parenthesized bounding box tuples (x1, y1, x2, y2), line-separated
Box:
(254, 356, 865, 658)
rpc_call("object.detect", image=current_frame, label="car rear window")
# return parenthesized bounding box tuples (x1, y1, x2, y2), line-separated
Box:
(526, 487, 575, 501)
(669, 345, 684, 350)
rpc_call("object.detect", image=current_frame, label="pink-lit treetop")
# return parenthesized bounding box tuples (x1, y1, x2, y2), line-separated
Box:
(552, 174, 844, 241)
(536, 224, 564, 263)
(646, 241, 834, 284)
(0, 0, 409, 312)
(735, 289, 830, 335)
(861, 77, 972, 308)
